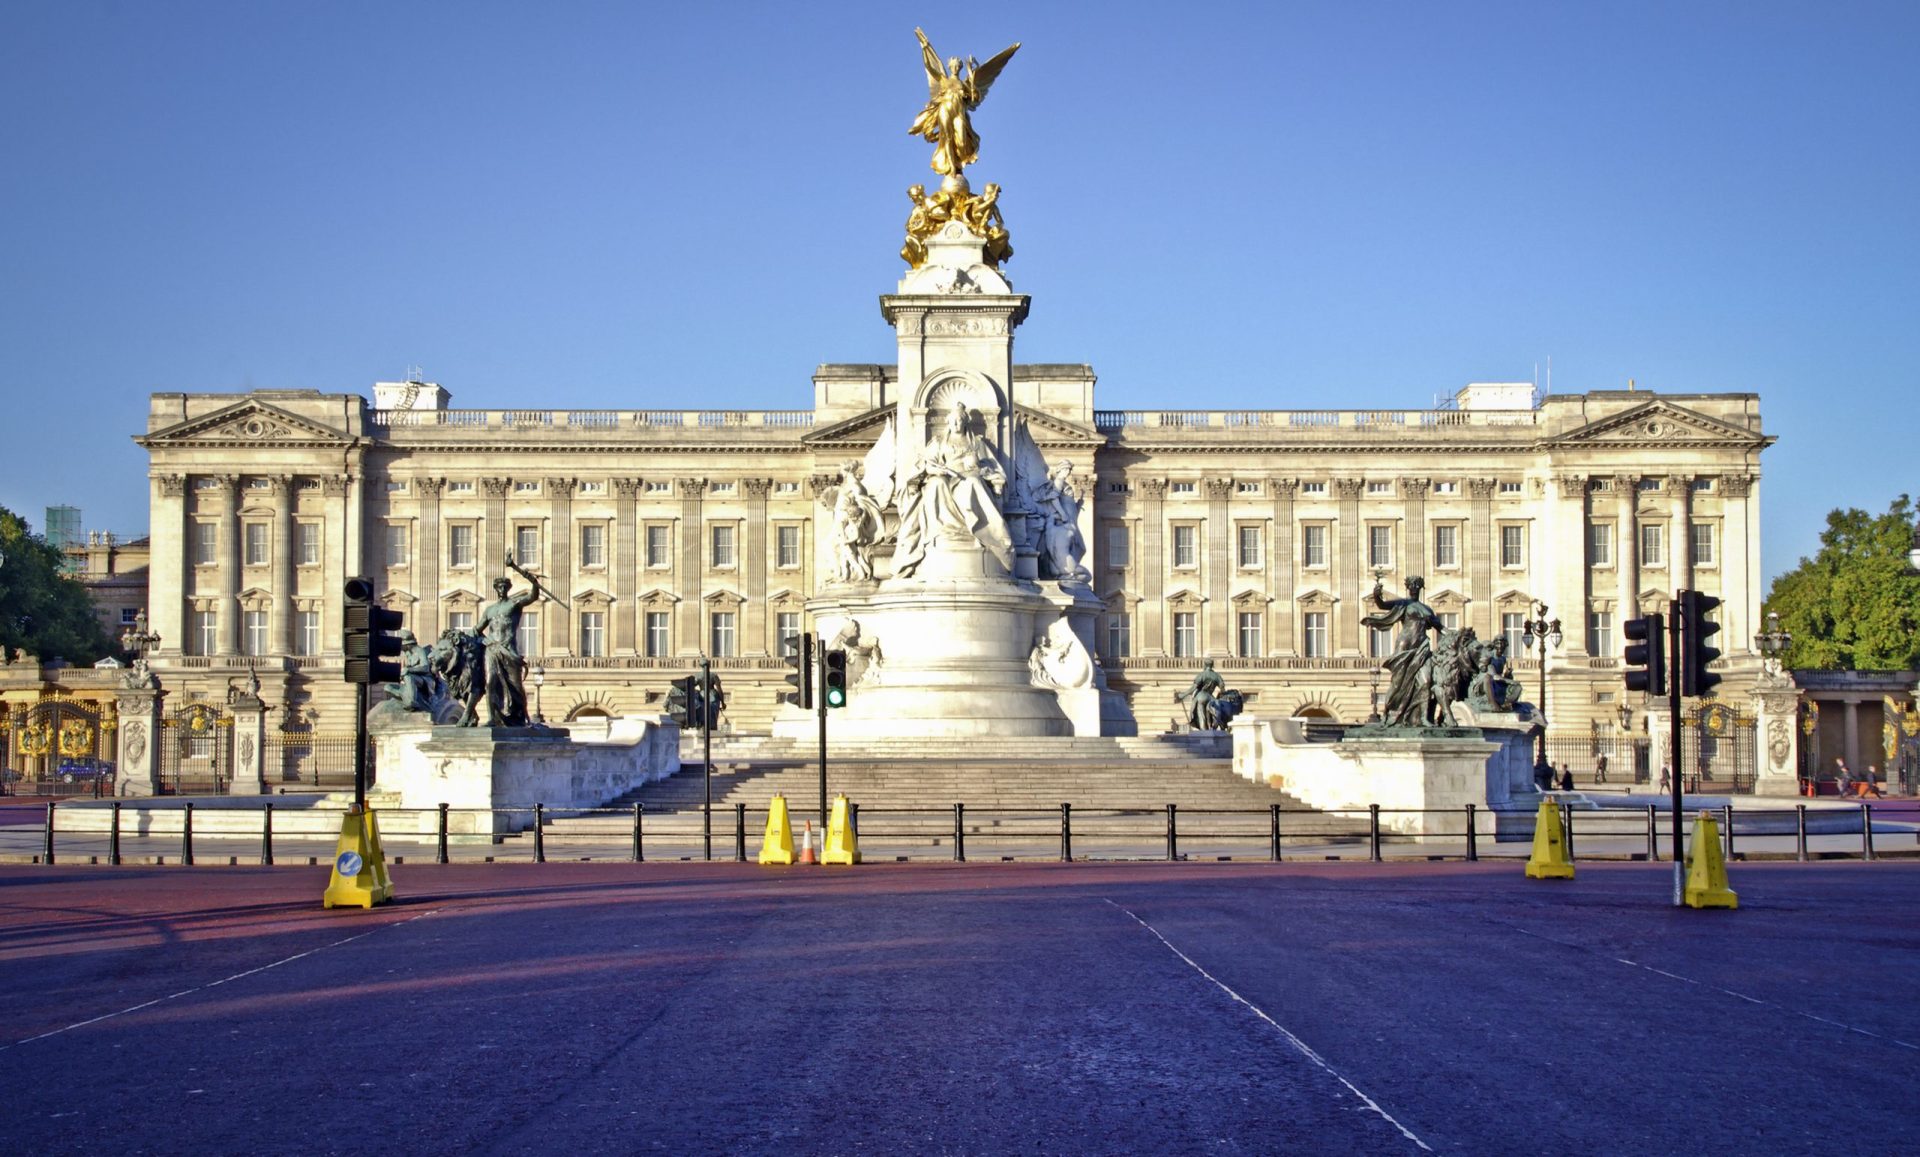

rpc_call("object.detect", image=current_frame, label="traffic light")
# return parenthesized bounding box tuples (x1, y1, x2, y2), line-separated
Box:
(1678, 589, 1723, 697)
(1622, 613, 1666, 697)
(823, 649, 848, 708)
(782, 632, 814, 710)
(665, 676, 698, 727)
(342, 577, 404, 685)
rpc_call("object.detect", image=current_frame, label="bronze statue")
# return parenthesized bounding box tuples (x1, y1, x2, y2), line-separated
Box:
(432, 627, 485, 726)
(909, 29, 1020, 178)
(1362, 577, 1443, 727)
(1176, 659, 1243, 730)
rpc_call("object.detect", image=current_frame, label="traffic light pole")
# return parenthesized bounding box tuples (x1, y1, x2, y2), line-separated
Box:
(701, 657, 713, 862)
(817, 656, 828, 830)
(1669, 608, 1685, 906)
(353, 680, 369, 813)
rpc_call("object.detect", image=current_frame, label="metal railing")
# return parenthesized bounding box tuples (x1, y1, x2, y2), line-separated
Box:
(371, 409, 816, 431)
(6, 798, 1909, 868)
(1092, 409, 1539, 433)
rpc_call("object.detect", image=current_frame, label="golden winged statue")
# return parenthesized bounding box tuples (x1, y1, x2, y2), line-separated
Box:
(908, 28, 1020, 178)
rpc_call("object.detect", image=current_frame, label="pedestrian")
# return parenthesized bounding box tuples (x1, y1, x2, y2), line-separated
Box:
(1835, 757, 1853, 798)
(1558, 764, 1574, 792)
(1865, 764, 1886, 798)
(1595, 753, 1609, 784)
(1658, 763, 1672, 793)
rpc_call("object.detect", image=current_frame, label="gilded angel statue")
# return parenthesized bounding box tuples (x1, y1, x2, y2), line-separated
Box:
(909, 28, 1020, 177)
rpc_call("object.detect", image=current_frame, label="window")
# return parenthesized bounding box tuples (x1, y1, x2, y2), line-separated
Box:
(518, 612, 541, 659)
(774, 481, 800, 495)
(1107, 482, 1131, 495)
(1432, 481, 1458, 495)
(1237, 612, 1262, 657)
(710, 612, 737, 658)
(1433, 524, 1459, 569)
(1589, 523, 1614, 568)
(578, 481, 605, 494)
(385, 524, 408, 568)
(1302, 524, 1328, 568)
(1498, 481, 1523, 494)
(1366, 480, 1392, 495)
(580, 524, 606, 568)
(646, 612, 671, 658)
(1299, 481, 1327, 496)
(447, 611, 474, 633)
(296, 522, 321, 567)
(194, 522, 217, 566)
(1692, 478, 1715, 493)
(514, 480, 539, 494)
(646, 525, 671, 568)
(1172, 525, 1198, 568)
(578, 612, 604, 657)
(1638, 478, 1663, 492)
(191, 610, 217, 656)
(1692, 524, 1716, 567)
(710, 524, 736, 568)
(244, 523, 269, 567)
(447, 480, 475, 494)
(777, 612, 801, 653)
(247, 477, 271, 490)
(515, 526, 540, 567)
(296, 610, 320, 656)
(1590, 478, 1613, 492)
(448, 525, 475, 569)
(1439, 611, 1460, 631)
(1107, 613, 1132, 659)
(644, 480, 671, 494)
(243, 610, 268, 656)
(1500, 525, 1524, 568)
(1639, 524, 1665, 568)
(1589, 610, 1614, 658)
(1368, 626, 1393, 659)
(1368, 526, 1392, 569)
(1173, 612, 1198, 658)
(1236, 481, 1261, 495)
(121, 607, 140, 626)
(1237, 526, 1261, 568)
(710, 481, 736, 495)
(1170, 481, 1196, 495)
(1106, 525, 1130, 567)
(1302, 612, 1329, 658)
(776, 525, 801, 568)
(1503, 613, 1525, 655)
(385, 480, 407, 493)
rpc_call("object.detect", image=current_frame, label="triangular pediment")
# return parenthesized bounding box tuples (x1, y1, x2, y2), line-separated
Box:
(1425, 586, 1469, 610)
(638, 587, 680, 607)
(1231, 587, 1272, 607)
(1294, 587, 1338, 608)
(1547, 400, 1768, 449)
(1493, 588, 1533, 607)
(139, 399, 355, 448)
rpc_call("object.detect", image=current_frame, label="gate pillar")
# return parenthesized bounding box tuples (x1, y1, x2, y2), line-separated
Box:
(1752, 673, 1803, 797)
(114, 682, 165, 797)
(229, 692, 268, 795)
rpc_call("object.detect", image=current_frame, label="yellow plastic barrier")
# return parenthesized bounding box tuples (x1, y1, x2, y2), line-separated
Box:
(822, 794, 860, 866)
(1524, 796, 1575, 880)
(1684, 810, 1739, 910)
(758, 794, 796, 865)
(323, 806, 394, 909)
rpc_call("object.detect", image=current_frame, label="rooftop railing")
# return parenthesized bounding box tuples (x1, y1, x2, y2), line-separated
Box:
(371, 409, 816, 431)
(1093, 409, 1539, 431)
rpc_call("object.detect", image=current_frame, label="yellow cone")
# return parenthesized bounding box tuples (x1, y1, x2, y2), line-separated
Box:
(1684, 810, 1739, 909)
(822, 794, 860, 866)
(1525, 796, 1575, 879)
(323, 806, 394, 909)
(758, 794, 796, 865)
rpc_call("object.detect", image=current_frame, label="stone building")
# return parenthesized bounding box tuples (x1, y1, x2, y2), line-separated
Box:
(130, 372, 1771, 755)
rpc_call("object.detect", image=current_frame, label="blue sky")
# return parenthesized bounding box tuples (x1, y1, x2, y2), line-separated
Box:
(2, 1, 1915, 585)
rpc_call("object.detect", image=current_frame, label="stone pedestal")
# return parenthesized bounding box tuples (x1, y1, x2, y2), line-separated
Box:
(227, 694, 268, 795)
(1752, 673, 1803, 797)
(1230, 716, 1499, 837)
(114, 683, 164, 797)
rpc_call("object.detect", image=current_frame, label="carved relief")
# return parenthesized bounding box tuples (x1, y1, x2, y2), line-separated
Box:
(1204, 479, 1236, 500)
(677, 478, 708, 497)
(894, 312, 922, 336)
(1467, 478, 1498, 500)
(808, 474, 839, 500)
(545, 477, 576, 494)
(321, 476, 352, 497)
(124, 721, 147, 769)
(239, 734, 255, 770)
(742, 478, 774, 499)
(481, 478, 511, 499)
(1138, 478, 1170, 500)
(157, 474, 187, 498)
(1768, 719, 1791, 770)
(416, 477, 446, 497)
(923, 315, 1006, 337)
(1721, 475, 1754, 498)
(1268, 478, 1299, 497)
(1397, 477, 1430, 496)
(1556, 475, 1588, 499)
(1333, 479, 1365, 500)
(613, 478, 644, 499)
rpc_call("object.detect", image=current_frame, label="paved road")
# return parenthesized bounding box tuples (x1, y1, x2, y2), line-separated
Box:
(1, 861, 1915, 1154)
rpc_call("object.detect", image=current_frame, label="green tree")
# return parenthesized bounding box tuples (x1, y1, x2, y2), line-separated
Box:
(0, 505, 112, 665)
(1765, 495, 1920, 671)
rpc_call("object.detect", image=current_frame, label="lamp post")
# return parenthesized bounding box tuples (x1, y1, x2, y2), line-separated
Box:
(1754, 611, 1792, 679)
(1367, 665, 1383, 724)
(530, 663, 545, 725)
(1520, 600, 1562, 783)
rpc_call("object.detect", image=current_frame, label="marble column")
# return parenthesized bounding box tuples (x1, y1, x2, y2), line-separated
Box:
(1139, 479, 1168, 656)
(546, 477, 575, 656)
(614, 478, 641, 655)
(215, 475, 242, 655)
(1844, 698, 1862, 775)
(151, 474, 188, 658)
(1670, 474, 1693, 597)
(322, 476, 351, 656)
(678, 478, 706, 656)
(1553, 476, 1590, 657)
(482, 478, 510, 590)
(1616, 475, 1639, 619)
(744, 478, 773, 656)
(416, 477, 445, 640)
(1398, 477, 1429, 580)
(1204, 478, 1233, 657)
(1721, 474, 1756, 658)
(1467, 478, 1497, 639)
(270, 475, 295, 655)
(1335, 479, 1364, 655)
(1269, 478, 1297, 655)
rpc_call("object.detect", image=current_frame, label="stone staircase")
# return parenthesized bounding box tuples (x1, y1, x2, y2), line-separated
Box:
(526, 732, 1370, 859)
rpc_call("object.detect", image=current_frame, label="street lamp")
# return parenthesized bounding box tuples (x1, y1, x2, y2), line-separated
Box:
(1367, 665, 1383, 724)
(1754, 610, 1792, 679)
(530, 663, 545, 725)
(1520, 600, 1563, 783)
(1616, 702, 1633, 732)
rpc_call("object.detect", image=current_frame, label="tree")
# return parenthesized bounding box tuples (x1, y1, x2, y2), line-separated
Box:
(1765, 495, 1920, 671)
(0, 505, 111, 665)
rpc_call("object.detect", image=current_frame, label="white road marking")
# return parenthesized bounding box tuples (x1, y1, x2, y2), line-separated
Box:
(1105, 899, 1432, 1152)
(1613, 954, 1920, 1051)
(2, 909, 438, 1051)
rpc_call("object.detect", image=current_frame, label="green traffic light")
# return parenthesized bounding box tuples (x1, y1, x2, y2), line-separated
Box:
(825, 686, 846, 708)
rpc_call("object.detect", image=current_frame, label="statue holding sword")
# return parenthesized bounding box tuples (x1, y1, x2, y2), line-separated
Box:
(480, 553, 568, 727)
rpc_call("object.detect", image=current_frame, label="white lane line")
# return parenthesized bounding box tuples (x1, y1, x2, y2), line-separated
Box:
(1612, 954, 1920, 1051)
(2, 909, 438, 1051)
(1105, 899, 1431, 1152)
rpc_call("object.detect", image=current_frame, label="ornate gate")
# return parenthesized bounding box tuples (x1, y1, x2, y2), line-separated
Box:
(1, 696, 111, 797)
(158, 703, 230, 795)
(1681, 703, 1758, 793)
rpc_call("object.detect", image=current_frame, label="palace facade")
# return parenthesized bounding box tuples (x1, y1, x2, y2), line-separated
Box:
(131, 372, 1771, 752)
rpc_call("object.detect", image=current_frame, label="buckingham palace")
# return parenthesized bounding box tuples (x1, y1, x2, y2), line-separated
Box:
(130, 370, 1770, 757)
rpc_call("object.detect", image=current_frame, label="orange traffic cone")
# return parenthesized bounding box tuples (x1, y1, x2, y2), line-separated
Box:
(798, 820, 817, 865)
